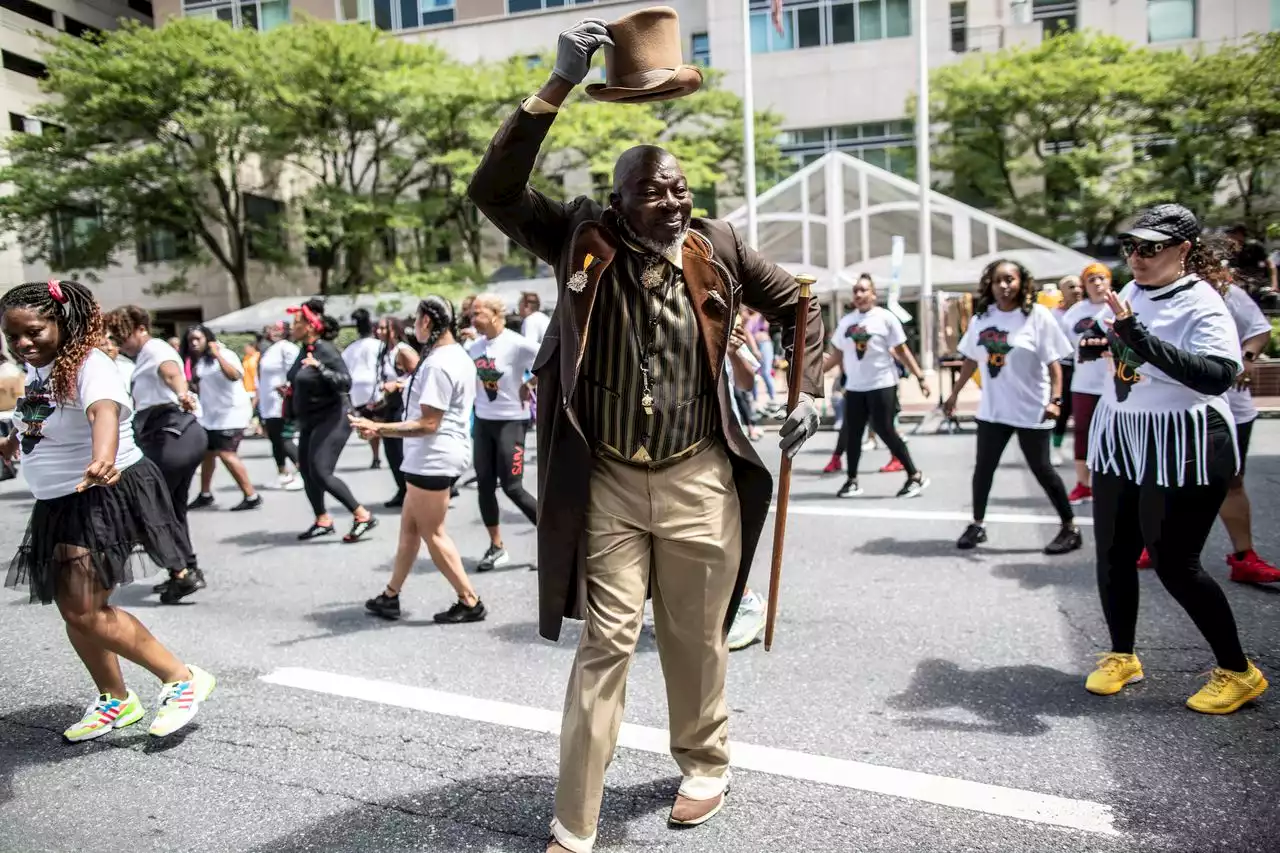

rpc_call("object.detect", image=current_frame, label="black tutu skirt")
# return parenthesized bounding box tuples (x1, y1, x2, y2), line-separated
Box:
(5, 456, 192, 604)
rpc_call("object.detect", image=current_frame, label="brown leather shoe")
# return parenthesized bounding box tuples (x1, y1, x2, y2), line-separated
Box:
(669, 791, 725, 826)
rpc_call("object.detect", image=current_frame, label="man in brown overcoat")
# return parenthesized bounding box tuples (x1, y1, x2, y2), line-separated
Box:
(467, 18, 825, 853)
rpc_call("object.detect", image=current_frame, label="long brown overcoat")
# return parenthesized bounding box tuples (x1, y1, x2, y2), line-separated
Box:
(468, 105, 826, 642)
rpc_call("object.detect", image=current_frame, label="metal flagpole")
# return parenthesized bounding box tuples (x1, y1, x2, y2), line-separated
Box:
(915, 0, 934, 374)
(742, 0, 759, 249)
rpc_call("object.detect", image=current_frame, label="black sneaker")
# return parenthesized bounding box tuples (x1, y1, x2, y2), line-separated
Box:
(160, 569, 206, 604)
(370, 458, 382, 470)
(1044, 525, 1083, 556)
(476, 544, 509, 572)
(188, 493, 215, 510)
(343, 516, 378, 543)
(384, 493, 405, 509)
(298, 523, 336, 541)
(152, 576, 171, 594)
(365, 592, 401, 620)
(957, 523, 987, 550)
(449, 485, 460, 499)
(433, 599, 487, 624)
(230, 495, 263, 512)
(896, 474, 929, 498)
(836, 477, 863, 498)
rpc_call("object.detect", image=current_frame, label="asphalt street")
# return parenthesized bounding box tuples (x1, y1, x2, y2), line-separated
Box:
(1, 420, 1278, 852)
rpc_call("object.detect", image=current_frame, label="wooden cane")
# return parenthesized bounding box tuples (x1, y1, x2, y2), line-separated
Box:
(764, 273, 815, 651)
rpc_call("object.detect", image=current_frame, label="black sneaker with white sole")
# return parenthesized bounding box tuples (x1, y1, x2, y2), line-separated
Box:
(896, 475, 929, 498)
(366, 592, 401, 620)
(476, 544, 509, 572)
(957, 523, 987, 550)
(160, 569, 206, 604)
(230, 495, 263, 512)
(433, 599, 487, 624)
(836, 477, 863, 498)
(188, 493, 215, 510)
(1044, 525, 1083, 555)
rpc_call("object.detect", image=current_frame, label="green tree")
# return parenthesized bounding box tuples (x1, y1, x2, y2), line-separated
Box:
(923, 31, 1173, 252)
(0, 19, 293, 308)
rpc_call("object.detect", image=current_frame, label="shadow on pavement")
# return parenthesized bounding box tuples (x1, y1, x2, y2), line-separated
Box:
(0, 703, 82, 807)
(245, 773, 674, 853)
(488, 620, 658, 655)
(853, 536, 1044, 560)
(273, 604, 456, 647)
(991, 560, 1096, 591)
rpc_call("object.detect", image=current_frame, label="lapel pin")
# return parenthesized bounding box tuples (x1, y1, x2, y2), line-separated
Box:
(706, 289, 726, 311)
(567, 253, 601, 294)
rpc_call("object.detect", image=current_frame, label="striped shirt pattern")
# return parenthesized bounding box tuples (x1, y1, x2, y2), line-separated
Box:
(578, 245, 717, 464)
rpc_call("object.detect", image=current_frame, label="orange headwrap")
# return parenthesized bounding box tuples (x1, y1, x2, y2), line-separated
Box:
(1082, 262, 1111, 283)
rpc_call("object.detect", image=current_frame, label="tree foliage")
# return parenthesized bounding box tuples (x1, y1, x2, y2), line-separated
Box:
(924, 31, 1280, 252)
(0, 19, 784, 307)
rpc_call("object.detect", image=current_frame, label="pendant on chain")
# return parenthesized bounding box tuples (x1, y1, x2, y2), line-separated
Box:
(641, 391, 654, 416)
(640, 261, 665, 291)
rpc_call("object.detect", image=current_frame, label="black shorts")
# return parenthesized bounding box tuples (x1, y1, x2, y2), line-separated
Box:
(1237, 419, 1254, 476)
(205, 429, 244, 453)
(404, 473, 458, 492)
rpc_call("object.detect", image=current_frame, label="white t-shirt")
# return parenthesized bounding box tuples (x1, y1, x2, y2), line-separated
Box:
(131, 338, 186, 412)
(832, 306, 906, 392)
(378, 341, 415, 386)
(401, 343, 477, 478)
(521, 311, 550, 345)
(15, 349, 144, 500)
(1053, 307, 1076, 365)
(1059, 299, 1114, 397)
(257, 339, 300, 421)
(959, 303, 1073, 429)
(342, 336, 382, 408)
(1088, 277, 1241, 487)
(114, 355, 135, 388)
(1224, 284, 1271, 425)
(467, 328, 541, 421)
(194, 349, 253, 431)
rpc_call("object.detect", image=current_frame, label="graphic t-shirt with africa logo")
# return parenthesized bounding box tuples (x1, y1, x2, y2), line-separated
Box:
(833, 306, 907, 392)
(465, 328, 541, 421)
(958, 304, 1073, 429)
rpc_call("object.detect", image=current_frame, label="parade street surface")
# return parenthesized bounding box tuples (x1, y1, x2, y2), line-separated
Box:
(2, 424, 1278, 853)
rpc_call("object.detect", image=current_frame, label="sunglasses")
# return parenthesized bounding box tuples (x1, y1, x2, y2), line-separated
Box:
(1120, 238, 1171, 259)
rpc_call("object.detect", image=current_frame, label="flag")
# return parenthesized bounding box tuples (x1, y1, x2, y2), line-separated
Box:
(772, 0, 784, 35)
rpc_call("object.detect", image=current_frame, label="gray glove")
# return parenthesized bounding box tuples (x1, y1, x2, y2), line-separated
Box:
(778, 393, 819, 459)
(553, 18, 614, 86)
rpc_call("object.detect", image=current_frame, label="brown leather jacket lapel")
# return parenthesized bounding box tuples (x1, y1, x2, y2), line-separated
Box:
(561, 220, 617, 392)
(682, 230, 732, 381)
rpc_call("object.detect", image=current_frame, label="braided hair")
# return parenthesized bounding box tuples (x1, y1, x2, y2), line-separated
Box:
(975, 258, 1039, 317)
(0, 279, 102, 404)
(417, 295, 457, 352)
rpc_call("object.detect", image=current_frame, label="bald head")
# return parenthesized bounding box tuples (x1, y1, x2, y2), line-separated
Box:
(610, 145, 692, 254)
(613, 145, 680, 191)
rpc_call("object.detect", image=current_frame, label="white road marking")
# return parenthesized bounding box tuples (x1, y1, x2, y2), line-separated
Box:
(261, 667, 1117, 837)
(772, 505, 1094, 526)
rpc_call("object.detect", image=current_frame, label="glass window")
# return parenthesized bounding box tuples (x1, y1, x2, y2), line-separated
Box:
(857, 0, 882, 40)
(884, 0, 910, 37)
(1033, 0, 1076, 35)
(780, 120, 915, 177)
(691, 32, 710, 65)
(752, 0, 908, 52)
(183, 0, 291, 30)
(796, 6, 822, 47)
(830, 2, 855, 43)
(950, 2, 966, 53)
(49, 205, 101, 270)
(373, 0, 393, 27)
(1148, 0, 1195, 42)
(399, 0, 417, 27)
(1272, 0, 1279, 30)
(751, 10, 794, 52)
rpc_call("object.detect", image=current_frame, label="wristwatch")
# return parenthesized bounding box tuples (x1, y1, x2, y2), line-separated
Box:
(1049, 396, 1064, 407)
(1243, 351, 1258, 363)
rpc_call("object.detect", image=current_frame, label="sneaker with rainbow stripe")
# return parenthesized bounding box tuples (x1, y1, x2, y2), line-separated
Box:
(64, 690, 145, 742)
(148, 664, 216, 737)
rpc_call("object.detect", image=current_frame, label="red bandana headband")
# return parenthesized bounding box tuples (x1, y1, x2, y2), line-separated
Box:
(288, 304, 324, 332)
(47, 279, 67, 306)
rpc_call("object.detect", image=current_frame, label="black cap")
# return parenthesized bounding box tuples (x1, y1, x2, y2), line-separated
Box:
(1120, 204, 1200, 244)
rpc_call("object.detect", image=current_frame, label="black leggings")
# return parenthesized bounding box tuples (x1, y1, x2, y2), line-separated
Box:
(1093, 469, 1245, 671)
(1052, 364, 1074, 440)
(298, 408, 361, 517)
(841, 388, 916, 477)
(381, 402, 406, 498)
(138, 420, 207, 570)
(474, 417, 537, 528)
(973, 420, 1073, 524)
(263, 417, 298, 470)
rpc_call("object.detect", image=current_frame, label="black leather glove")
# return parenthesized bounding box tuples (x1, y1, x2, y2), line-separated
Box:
(778, 393, 819, 459)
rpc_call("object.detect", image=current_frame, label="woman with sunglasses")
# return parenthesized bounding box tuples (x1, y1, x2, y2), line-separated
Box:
(1083, 204, 1266, 714)
(943, 259, 1081, 555)
(2, 280, 214, 742)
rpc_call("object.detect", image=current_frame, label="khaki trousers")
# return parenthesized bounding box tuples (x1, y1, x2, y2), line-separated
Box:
(553, 442, 742, 845)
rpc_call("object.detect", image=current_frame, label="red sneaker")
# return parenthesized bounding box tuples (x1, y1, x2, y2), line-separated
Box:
(1228, 550, 1280, 584)
(880, 457, 905, 473)
(1137, 548, 1152, 570)
(1067, 483, 1092, 505)
(823, 454, 842, 474)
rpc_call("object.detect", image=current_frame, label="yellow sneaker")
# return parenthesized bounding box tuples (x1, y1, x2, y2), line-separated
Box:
(1085, 652, 1144, 695)
(1186, 662, 1267, 715)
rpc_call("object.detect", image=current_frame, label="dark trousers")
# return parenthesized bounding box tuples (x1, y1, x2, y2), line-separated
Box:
(263, 417, 298, 470)
(733, 389, 755, 427)
(138, 419, 207, 570)
(1053, 364, 1074, 441)
(380, 400, 406, 499)
(973, 420, 1073, 524)
(298, 408, 361, 517)
(474, 416, 538, 528)
(841, 388, 916, 476)
(1091, 420, 1246, 671)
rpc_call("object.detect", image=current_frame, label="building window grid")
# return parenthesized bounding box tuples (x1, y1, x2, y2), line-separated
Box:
(1147, 0, 1195, 42)
(780, 121, 915, 175)
(506, 0, 595, 14)
(1032, 0, 1076, 34)
(339, 0, 456, 30)
(0, 0, 55, 28)
(750, 0, 911, 54)
(183, 0, 291, 31)
(949, 2, 966, 53)
(691, 32, 710, 66)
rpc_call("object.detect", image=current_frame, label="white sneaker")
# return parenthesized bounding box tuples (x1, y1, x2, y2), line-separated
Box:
(149, 664, 216, 737)
(1050, 449, 1065, 466)
(728, 590, 766, 650)
(278, 474, 304, 491)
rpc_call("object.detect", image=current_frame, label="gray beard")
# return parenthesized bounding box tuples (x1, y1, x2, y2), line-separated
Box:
(619, 213, 686, 259)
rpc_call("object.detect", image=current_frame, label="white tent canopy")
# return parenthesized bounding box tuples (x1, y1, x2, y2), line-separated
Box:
(723, 151, 1096, 299)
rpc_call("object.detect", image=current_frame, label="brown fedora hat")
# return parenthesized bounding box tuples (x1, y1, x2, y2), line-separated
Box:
(585, 6, 703, 104)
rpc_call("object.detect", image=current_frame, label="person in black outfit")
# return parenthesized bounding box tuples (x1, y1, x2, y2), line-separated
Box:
(287, 299, 377, 543)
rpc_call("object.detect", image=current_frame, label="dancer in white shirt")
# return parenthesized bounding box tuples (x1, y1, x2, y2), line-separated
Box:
(182, 324, 260, 512)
